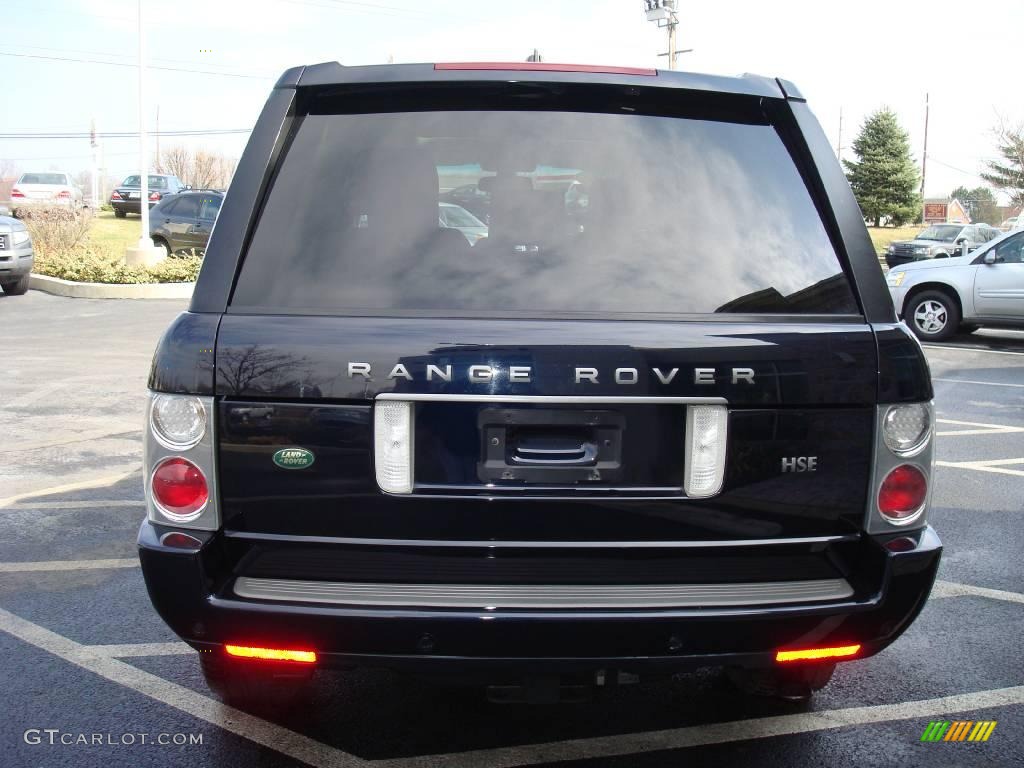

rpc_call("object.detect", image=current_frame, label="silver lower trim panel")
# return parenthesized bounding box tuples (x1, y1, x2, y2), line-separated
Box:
(233, 577, 854, 609)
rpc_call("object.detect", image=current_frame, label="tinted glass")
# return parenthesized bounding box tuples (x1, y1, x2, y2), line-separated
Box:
(121, 175, 168, 189)
(917, 225, 962, 242)
(233, 110, 857, 316)
(994, 233, 1024, 264)
(173, 195, 200, 218)
(20, 173, 67, 185)
(199, 195, 222, 220)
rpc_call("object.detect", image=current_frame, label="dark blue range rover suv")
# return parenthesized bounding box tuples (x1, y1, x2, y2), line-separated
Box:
(139, 61, 940, 706)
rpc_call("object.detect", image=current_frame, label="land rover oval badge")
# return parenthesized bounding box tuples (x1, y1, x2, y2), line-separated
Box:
(273, 447, 315, 469)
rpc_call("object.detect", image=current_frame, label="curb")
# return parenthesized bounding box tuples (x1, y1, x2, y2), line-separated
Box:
(29, 274, 194, 300)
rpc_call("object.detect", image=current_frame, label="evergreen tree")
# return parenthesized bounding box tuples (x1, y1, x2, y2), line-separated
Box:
(949, 185, 999, 225)
(843, 108, 921, 226)
(981, 122, 1024, 207)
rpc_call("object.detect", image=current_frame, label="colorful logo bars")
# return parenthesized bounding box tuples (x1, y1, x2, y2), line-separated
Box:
(920, 720, 997, 742)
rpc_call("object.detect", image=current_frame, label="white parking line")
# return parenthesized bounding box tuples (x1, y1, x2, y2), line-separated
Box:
(0, 428, 139, 453)
(935, 418, 1024, 437)
(0, 587, 1020, 768)
(926, 345, 1024, 357)
(931, 580, 1024, 605)
(84, 641, 193, 658)
(4, 499, 142, 510)
(384, 685, 1024, 768)
(0, 558, 139, 572)
(0, 466, 141, 508)
(0, 607, 366, 768)
(933, 377, 1024, 388)
(936, 458, 1024, 478)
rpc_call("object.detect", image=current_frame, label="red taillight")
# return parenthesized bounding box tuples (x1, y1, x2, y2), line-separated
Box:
(110, 191, 122, 201)
(878, 464, 927, 522)
(11, 188, 24, 198)
(160, 531, 203, 550)
(225, 645, 317, 663)
(149, 191, 161, 201)
(434, 62, 657, 76)
(776, 644, 861, 663)
(885, 536, 918, 553)
(57, 190, 71, 199)
(151, 457, 208, 519)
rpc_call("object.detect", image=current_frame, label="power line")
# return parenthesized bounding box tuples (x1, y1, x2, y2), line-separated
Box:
(0, 129, 250, 139)
(0, 50, 273, 79)
(5, 42, 264, 74)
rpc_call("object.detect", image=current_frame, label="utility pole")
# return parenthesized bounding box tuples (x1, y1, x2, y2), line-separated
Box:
(921, 92, 929, 222)
(89, 118, 98, 209)
(644, 1, 691, 69)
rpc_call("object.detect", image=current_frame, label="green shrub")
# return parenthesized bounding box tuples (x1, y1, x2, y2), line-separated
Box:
(33, 244, 201, 284)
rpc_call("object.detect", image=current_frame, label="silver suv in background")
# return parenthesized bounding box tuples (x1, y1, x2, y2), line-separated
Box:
(0, 215, 34, 295)
(887, 229, 1024, 340)
(885, 223, 1000, 269)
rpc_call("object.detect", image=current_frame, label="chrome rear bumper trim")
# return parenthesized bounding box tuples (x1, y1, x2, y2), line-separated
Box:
(233, 577, 853, 609)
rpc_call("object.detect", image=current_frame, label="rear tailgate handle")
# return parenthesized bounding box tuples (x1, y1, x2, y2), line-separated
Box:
(511, 441, 598, 466)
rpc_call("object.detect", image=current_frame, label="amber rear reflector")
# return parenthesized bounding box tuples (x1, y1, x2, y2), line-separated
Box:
(225, 644, 317, 663)
(775, 644, 861, 663)
(434, 62, 657, 76)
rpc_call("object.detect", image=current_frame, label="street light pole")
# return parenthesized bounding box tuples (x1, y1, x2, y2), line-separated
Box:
(137, 0, 150, 247)
(125, 0, 161, 266)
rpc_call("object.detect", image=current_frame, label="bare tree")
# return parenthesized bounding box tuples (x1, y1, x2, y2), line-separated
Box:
(162, 145, 192, 184)
(159, 144, 237, 189)
(0, 158, 18, 180)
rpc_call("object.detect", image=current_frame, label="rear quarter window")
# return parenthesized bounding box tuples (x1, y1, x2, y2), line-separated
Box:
(231, 99, 859, 318)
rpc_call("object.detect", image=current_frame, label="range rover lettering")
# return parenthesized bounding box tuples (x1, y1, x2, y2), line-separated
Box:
(139, 61, 941, 706)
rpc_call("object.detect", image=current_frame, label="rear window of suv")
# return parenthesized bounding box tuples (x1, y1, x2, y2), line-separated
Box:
(231, 95, 858, 318)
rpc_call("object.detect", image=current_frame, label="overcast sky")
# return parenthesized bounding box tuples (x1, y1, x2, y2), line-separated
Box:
(3, 0, 1020, 201)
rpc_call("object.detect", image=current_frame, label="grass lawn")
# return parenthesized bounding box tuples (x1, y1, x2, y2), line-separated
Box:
(867, 225, 921, 256)
(89, 210, 140, 254)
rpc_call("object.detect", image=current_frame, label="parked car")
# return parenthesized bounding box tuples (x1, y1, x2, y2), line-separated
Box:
(440, 183, 490, 220)
(110, 173, 187, 218)
(438, 202, 487, 244)
(885, 223, 999, 269)
(139, 61, 940, 709)
(10, 172, 83, 208)
(888, 228, 1024, 340)
(999, 216, 1018, 231)
(0, 215, 34, 295)
(149, 190, 223, 256)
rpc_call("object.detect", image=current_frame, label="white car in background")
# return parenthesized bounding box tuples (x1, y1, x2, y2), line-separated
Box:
(887, 228, 1024, 341)
(10, 172, 84, 208)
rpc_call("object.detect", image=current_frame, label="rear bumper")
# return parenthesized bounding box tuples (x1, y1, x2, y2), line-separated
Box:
(138, 522, 941, 677)
(111, 199, 157, 214)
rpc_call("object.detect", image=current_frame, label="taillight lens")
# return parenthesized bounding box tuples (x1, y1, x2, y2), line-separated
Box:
(374, 400, 414, 494)
(151, 394, 207, 449)
(878, 464, 927, 523)
(151, 457, 208, 521)
(149, 191, 161, 201)
(110, 191, 122, 200)
(11, 188, 24, 198)
(882, 404, 931, 455)
(684, 405, 728, 498)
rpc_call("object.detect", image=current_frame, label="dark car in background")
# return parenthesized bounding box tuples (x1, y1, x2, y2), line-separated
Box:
(110, 173, 187, 218)
(885, 223, 1000, 269)
(149, 190, 223, 256)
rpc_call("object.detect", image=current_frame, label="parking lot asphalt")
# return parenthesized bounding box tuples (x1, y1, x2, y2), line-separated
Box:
(1, 291, 1022, 768)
